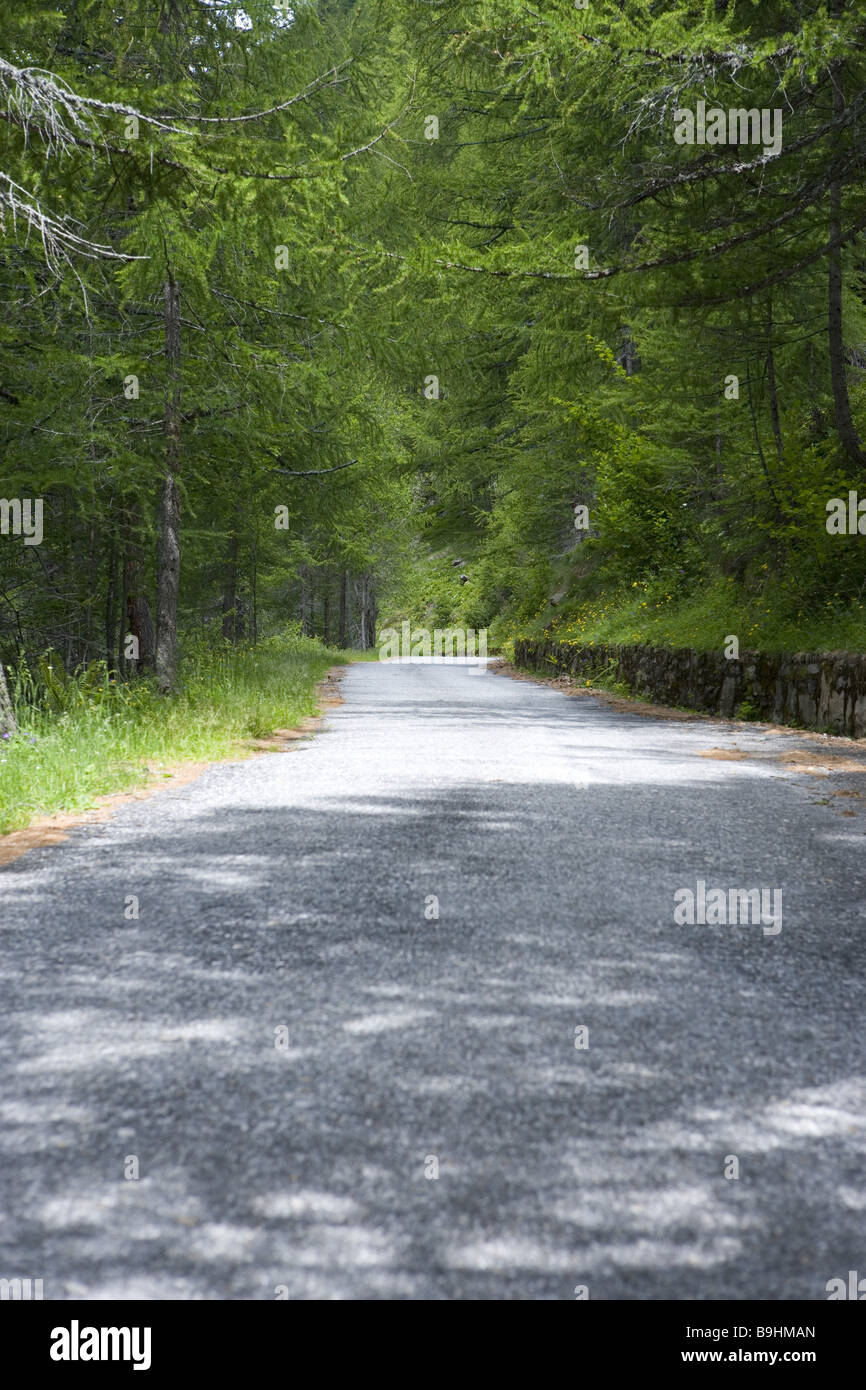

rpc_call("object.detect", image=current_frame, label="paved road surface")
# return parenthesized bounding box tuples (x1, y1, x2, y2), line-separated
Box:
(2, 659, 865, 1300)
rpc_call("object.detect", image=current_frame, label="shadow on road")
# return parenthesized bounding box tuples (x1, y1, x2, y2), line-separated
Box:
(1, 769, 864, 1299)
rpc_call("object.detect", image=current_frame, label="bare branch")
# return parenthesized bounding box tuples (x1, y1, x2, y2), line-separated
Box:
(268, 456, 359, 477)
(0, 171, 145, 267)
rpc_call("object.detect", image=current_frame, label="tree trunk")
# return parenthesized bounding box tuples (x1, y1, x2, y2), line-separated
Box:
(105, 535, 117, 671)
(746, 362, 782, 517)
(367, 581, 378, 650)
(619, 325, 639, 377)
(249, 522, 257, 646)
(118, 529, 128, 675)
(828, 47, 866, 468)
(0, 661, 16, 735)
(322, 566, 330, 646)
(300, 566, 310, 635)
(85, 516, 96, 662)
(155, 275, 182, 692)
(766, 299, 783, 459)
(222, 532, 238, 643)
(358, 574, 377, 650)
(338, 570, 348, 648)
(808, 340, 826, 439)
(122, 507, 155, 675)
(714, 408, 723, 492)
(358, 575, 367, 649)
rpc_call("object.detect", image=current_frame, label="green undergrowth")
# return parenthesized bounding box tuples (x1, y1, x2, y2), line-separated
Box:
(506, 577, 866, 658)
(0, 630, 344, 834)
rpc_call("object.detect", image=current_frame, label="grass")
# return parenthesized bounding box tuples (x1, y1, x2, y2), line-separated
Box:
(511, 577, 866, 656)
(0, 631, 344, 834)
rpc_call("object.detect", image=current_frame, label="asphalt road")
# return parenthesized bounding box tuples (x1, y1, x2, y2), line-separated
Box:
(2, 658, 865, 1300)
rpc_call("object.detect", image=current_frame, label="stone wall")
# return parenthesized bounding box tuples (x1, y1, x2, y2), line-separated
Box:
(513, 639, 866, 738)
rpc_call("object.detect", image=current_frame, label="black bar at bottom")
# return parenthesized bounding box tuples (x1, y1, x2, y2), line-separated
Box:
(4, 1299, 861, 1377)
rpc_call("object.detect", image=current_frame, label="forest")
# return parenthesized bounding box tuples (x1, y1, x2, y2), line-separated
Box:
(2, 0, 865, 825)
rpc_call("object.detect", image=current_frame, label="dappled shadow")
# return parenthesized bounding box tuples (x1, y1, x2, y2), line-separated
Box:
(1, 744, 865, 1299)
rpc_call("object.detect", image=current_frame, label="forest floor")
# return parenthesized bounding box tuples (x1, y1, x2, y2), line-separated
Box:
(1, 658, 864, 1298)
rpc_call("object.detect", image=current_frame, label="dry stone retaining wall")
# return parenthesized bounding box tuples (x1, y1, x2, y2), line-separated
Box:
(513, 639, 866, 738)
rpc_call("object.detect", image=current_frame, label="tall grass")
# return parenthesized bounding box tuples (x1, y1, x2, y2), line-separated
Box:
(0, 630, 343, 834)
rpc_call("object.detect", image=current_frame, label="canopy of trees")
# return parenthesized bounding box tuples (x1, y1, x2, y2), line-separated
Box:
(3, 1, 865, 685)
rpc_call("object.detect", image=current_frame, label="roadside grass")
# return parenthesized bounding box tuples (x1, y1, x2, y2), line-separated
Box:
(0, 632, 344, 834)
(510, 577, 866, 655)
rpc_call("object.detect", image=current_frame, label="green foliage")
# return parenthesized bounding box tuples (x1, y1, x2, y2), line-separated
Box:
(0, 634, 341, 832)
(3, 0, 866, 823)
(370, 0, 866, 661)
(516, 577, 866, 656)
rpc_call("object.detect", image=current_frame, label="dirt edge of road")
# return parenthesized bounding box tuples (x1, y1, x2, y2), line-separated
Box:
(0, 666, 346, 868)
(490, 657, 716, 723)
